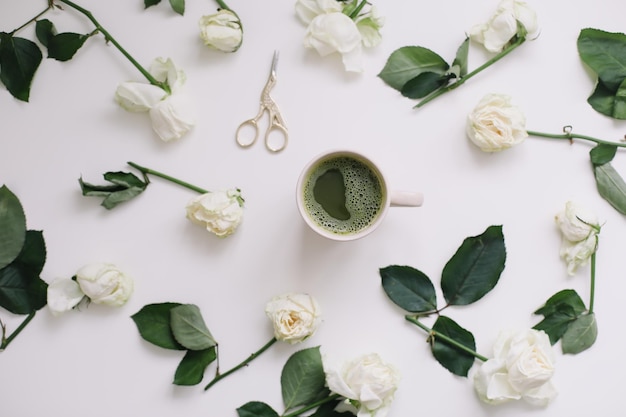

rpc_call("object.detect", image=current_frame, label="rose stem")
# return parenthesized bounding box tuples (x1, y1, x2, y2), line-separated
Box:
(0, 312, 37, 351)
(9, 2, 54, 35)
(282, 394, 342, 417)
(415, 35, 526, 109)
(589, 251, 596, 314)
(127, 161, 209, 194)
(55, 0, 170, 93)
(348, 0, 368, 19)
(527, 129, 626, 148)
(405, 315, 488, 362)
(204, 337, 277, 391)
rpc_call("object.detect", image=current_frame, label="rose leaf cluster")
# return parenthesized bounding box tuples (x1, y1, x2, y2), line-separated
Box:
(295, 0, 384, 72)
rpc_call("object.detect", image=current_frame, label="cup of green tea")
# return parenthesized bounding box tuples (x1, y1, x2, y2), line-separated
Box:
(296, 150, 423, 241)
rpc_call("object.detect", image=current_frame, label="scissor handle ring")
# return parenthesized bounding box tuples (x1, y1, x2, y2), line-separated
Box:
(235, 119, 260, 148)
(265, 123, 288, 153)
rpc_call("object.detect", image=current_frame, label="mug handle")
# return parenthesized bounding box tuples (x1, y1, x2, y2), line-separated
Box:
(390, 191, 423, 207)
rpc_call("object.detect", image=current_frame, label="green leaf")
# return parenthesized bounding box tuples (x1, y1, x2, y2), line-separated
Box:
(431, 316, 476, 377)
(378, 46, 449, 91)
(0, 231, 48, 314)
(0, 33, 42, 101)
(0, 185, 27, 269)
(170, 304, 216, 351)
(310, 399, 352, 417)
(587, 78, 626, 119)
(237, 402, 280, 417)
(593, 162, 626, 214)
(281, 346, 328, 410)
(47, 32, 88, 62)
(79, 171, 148, 210)
(534, 289, 586, 317)
(561, 313, 598, 354)
(401, 72, 449, 99)
(577, 28, 626, 92)
(169, 0, 185, 15)
(590, 144, 617, 165)
(441, 225, 506, 306)
(173, 347, 217, 386)
(452, 37, 470, 77)
(533, 310, 578, 345)
(144, 0, 162, 8)
(35, 19, 55, 47)
(131, 302, 185, 350)
(380, 265, 436, 313)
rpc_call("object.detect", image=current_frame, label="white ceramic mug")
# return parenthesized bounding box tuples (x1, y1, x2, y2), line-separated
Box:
(296, 149, 423, 241)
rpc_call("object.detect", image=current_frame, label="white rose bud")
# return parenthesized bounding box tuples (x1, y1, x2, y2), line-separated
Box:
(466, 93, 528, 152)
(303, 12, 363, 72)
(469, 0, 538, 53)
(555, 201, 600, 275)
(265, 293, 321, 343)
(186, 189, 244, 238)
(75, 263, 134, 307)
(47, 278, 85, 316)
(472, 329, 557, 406)
(325, 353, 400, 417)
(199, 9, 243, 53)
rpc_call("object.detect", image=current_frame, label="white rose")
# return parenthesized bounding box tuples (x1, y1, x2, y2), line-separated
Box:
(469, 0, 538, 53)
(265, 293, 321, 343)
(472, 329, 557, 406)
(47, 278, 85, 316)
(303, 12, 363, 72)
(115, 57, 195, 142)
(466, 93, 528, 152)
(295, 0, 343, 25)
(324, 353, 400, 417)
(75, 263, 133, 307)
(185, 189, 244, 238)
(355, 5, 384, 48)
(555, 201, 600, 275)
(198, 9, 243, 53)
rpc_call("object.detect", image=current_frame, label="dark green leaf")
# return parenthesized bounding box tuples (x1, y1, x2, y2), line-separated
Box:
(144, 0, 162, 8)
(593, 162, 626, 214)
(281, 346, 327, 410)
(0, 185, 27, 269)
(237, 402, 279, 417)
(378, 46, 449, 91)
(441, 225, 506, 306)
(401, 72, 449, 99)
(0, 231, 48, 314)
(577, 28, 626, 92)
(173, 347, 217, 386)
(310, 399, 352, 417)
(170, 304, 216, 351)
(534, 289, 587, 317)
(79, 171, 148, 210)
(35, 19, 55, 47)
(169, 0, 185, 14)
(131, 302, 185, 350)
(533, 310, 578, 345)
(562, 313, 598, 354)
(0, 33, 42, 101)
(587, 78, 626, 119)
(380, 265, 436, 313)
(590, 144, 617, 165)
(431, 316, 476, 377)
(452, 37, 470, 77)
(47, 32, 88, 62)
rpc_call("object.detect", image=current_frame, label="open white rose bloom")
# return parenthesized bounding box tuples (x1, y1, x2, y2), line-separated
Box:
(472, 329, 557, 406)
(185, 189, 244, 238)
(115, 57, 195, 142)
(324, 352, 400, 417)
(265, 293, 321, 343)
(555, 201, 601, 275)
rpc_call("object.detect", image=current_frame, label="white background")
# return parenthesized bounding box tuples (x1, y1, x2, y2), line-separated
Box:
(1, 1, 625, 416)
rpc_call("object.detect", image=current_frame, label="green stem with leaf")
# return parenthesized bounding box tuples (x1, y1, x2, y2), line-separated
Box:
(405, 315, 489, 362)
(348, 0, 368, 19)
(127, 161, 209, 194)
(204, 337, 277, 391)
(0, 312, 36, 351)
(415, 35, 526, 109)
(55, 0, 170, 93)
(282, 393, 342, 417)
(9, 3, 54, 35)
(527, 128, 626, 149)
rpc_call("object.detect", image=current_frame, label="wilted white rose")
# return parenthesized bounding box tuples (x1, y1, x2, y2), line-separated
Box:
(47, 278, 85, 316)
(295, 0, 343, 24)
(199, 9, 243, 53)
(555, 201, 600, 275)
(115, 57, 195, 142)
(355, 5, 384, 48)
(469, 0, 538, 53)
(303, 12, 363, 72)
(265, 293, 321, 343)
(75, 263, 134, 307)
(472, 329, 557, 406)
(466, 93, 528, 152)
(186, 189, 244, 237)
(325, 353, 400, 417)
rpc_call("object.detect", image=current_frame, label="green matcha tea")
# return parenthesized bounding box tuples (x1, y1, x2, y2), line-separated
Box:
(302, 156, 384, 235)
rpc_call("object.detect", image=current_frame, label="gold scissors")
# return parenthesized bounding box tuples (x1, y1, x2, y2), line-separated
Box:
(236, 50, 288, 153)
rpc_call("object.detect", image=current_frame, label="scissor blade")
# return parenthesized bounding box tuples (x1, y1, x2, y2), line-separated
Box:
(270, 50, 279, 76)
